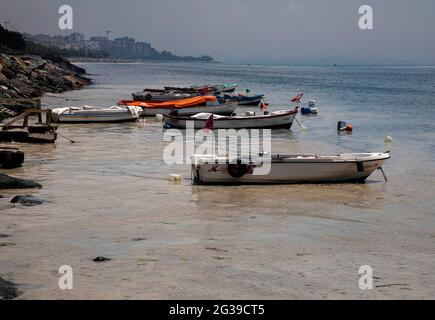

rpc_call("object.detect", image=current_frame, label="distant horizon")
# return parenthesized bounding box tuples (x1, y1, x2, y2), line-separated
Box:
(75, 59, 435, 67)
(10, 27, 435, 67)
(219, 58, 435, 67)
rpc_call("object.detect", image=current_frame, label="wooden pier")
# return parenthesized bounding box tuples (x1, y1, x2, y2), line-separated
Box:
(0, 98, 57, 143)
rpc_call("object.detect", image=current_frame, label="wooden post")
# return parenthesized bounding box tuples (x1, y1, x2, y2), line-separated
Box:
(23, 113, 29, 128)
(46, 109, 52, 126)
(37, 98, 42, 124)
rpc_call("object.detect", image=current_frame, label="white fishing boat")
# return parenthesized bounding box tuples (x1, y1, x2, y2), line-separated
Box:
(191, 152, 390, 184)
(140, 102, 237, 117)
(163, 109, 297, 129)
(51, 105, 142, 123)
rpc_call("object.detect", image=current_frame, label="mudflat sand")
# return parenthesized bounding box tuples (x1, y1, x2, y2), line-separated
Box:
(1, 62, 435, 299)
(1, 121, 434, 299)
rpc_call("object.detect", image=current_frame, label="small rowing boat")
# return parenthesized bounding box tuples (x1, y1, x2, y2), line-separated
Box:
(163, 109, 297, 129)
(191, 152, 390, 184)
(51, 105, 142, 123)
(165, 83, 238, 94)
(163, 86, 203, 93)
(221, 93, 264, 106)
(213, 83, 238, 93)
(132, 91, 197, 102)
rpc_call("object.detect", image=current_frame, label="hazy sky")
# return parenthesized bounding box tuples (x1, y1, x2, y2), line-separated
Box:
(1, 0, 434, 64)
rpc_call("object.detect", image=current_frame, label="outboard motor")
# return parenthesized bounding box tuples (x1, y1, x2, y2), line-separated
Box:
(337, 121, 353, 132)
(337, 121, 347, 131)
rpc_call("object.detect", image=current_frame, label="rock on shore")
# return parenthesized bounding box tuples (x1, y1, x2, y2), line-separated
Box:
(0, 53, 91, 117)
(0, 173, 42, 189)
(0, 277, 20, 300)
(10, 195, 43, 206)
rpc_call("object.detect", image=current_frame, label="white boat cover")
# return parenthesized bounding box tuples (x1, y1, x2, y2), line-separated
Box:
(190, 113, 226, 119)
(52, 105, 142, 118)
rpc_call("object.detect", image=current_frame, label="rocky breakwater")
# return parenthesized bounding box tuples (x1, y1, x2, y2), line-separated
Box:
(0, 53, 91, 118)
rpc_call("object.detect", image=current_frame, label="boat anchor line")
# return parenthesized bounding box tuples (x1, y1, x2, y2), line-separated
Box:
(377, 150, 390, 182)
(294, 117, 306, 130)
(356, 160, 388, 182)
(378, 167, 388, 182)
(58, 132, 76, 143)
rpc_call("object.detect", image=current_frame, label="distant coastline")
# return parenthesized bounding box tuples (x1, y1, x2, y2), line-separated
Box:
(23, 31, 214, 63)
(68, 57, 220, 63)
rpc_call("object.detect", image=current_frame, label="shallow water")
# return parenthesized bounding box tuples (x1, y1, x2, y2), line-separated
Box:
(1, 62, 434, 299)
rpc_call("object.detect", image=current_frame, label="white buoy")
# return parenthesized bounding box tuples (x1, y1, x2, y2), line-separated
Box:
(168, 174, 182, 182)
(155, 114, 164, 121)
(384, 133, 393, 143)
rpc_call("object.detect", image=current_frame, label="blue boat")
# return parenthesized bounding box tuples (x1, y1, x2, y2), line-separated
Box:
(222, 93, 264, 106)
(300, 106, 318, 115)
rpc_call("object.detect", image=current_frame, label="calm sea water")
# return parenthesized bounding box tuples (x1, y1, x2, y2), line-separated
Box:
(62, 62, 435, 150)
(1, 62, 434, 299)
(55, 62, 435, 168)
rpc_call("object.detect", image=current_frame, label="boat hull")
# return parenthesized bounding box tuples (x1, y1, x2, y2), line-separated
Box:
(56, 110, 140, 123)
(141, 102, 237, 116)
(237, 97, 263, 106)
(221, 94, 264, 106)
(192, 153, 390, 184)
(220, 85, 237, 93)
(163, 110, 296, 129)
(132, 91, 197, 102)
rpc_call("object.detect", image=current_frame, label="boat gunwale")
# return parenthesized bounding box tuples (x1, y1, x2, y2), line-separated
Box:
(192, 153, 390, 165)
(55, 118, 139, 123)
(163, 109, 297, 121)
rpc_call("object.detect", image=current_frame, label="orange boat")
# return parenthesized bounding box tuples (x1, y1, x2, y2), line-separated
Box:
(118, 96, 237, 116)
(118, 96, 217, 108)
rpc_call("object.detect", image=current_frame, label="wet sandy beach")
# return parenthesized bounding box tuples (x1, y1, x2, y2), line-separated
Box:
(1, 62, 434, 299)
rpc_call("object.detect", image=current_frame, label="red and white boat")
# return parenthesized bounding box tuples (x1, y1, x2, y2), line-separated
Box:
(191, 152, 390, 184)
(163, 109, 297, 129)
